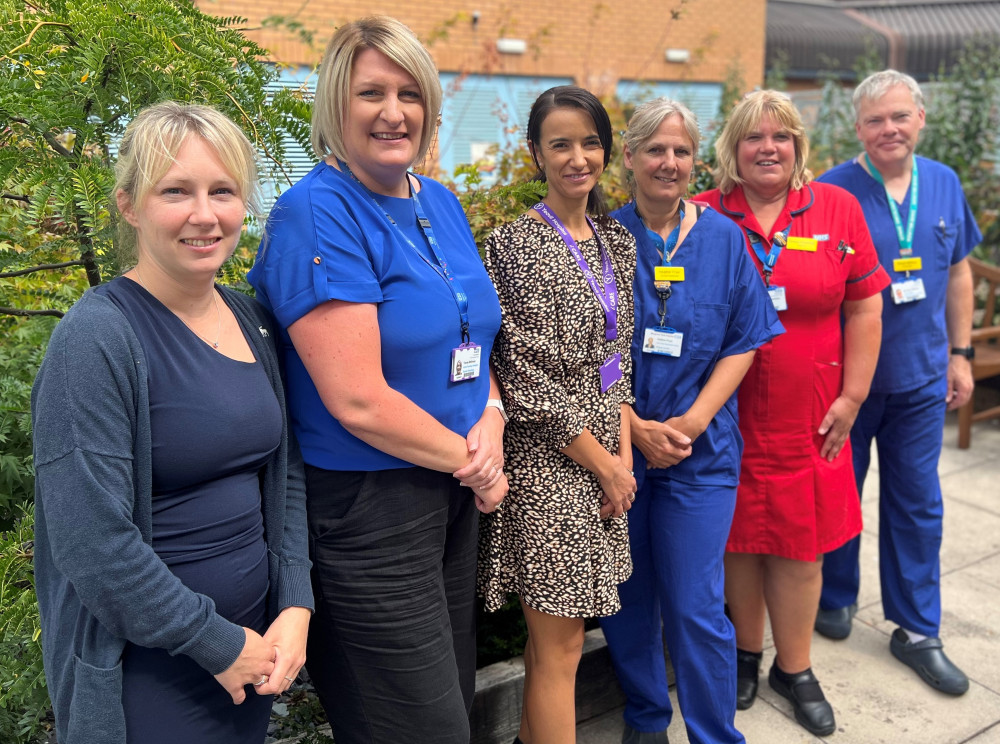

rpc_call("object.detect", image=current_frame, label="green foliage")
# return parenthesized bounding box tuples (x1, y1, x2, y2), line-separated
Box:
(690, 59, 745, 196)
(0, 318, 54, 531)
(476, 596, 528, 667)
(0, 508, 48, 744)
(0, 0, 310, 315)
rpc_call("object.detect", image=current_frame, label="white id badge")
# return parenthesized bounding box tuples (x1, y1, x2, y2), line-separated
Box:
(767, 285, 788, 311)
(891, 278, 927, 305)
(450, 343, 482, 382)
(642, 327, 683, 357)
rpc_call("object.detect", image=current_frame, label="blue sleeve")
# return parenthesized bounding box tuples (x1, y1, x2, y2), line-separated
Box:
(249, 168, 385, 330)
(719, 217, 784, 357)
(953, 188, 982, 265)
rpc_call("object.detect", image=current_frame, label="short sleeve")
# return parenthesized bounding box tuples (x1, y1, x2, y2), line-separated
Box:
(720, 218, 785, 355)
(248, 167, 385, 330)
(841, 193, 891, 301)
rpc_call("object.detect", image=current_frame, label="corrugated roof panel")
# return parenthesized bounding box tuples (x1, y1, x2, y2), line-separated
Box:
(859, 2, 1000, 77)
(767, 1, 888, 79)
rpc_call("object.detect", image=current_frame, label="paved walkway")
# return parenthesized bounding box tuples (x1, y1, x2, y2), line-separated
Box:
(578, 415, 1000, 743)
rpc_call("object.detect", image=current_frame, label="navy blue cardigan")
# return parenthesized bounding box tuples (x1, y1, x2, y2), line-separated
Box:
(32, 284, 313, 744)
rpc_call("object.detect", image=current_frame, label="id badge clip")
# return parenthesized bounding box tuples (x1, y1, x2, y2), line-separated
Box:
(450, 342, 482, 382)
(599, 352, 623, 393)
(891, 278, 926, 305)
(642, 327, 683, 357)
(767, 285, 788, 311)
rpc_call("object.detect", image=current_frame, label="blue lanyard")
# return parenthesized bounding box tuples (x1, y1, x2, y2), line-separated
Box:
(342, 162, 472, 342)
(636, 202, 684, 327)
(865, 153, 918, 257)
(637, 202, 685, 267)
(533, 202, 619, 341)
(745, 222, 791, 287)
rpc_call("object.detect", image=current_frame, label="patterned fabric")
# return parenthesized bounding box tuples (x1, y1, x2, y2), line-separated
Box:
(478, 213, 635, 617)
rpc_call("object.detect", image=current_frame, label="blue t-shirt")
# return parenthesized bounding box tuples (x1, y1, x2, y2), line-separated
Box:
(613, 203, 783, 487)
(818, 156, 981, 393)
(248, 162, 502, 470)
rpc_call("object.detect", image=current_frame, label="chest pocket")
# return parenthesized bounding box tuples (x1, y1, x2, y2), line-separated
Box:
(934, 220, 959, 271)
(690, 303, 731, 361)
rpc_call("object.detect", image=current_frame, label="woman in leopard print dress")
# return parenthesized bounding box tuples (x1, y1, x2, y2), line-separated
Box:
(478, 86, 636, 744)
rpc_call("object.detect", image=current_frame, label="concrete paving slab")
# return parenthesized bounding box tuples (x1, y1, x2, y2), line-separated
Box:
(776, 623, 1000, 744)
(574, 419, 1000, 744)
(968, 721, 1000, 743)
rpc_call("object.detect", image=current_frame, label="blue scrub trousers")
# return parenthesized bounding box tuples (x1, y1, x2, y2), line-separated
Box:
(600, 477, 744, 744)
(820, 375, 947, 636)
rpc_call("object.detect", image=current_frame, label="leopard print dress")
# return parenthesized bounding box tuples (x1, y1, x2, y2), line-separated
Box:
(478, 212, 635, 618)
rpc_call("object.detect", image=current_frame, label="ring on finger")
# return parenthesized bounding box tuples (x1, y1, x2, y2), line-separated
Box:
(253, 675, 268, 686)
(283, 676, 295, 682)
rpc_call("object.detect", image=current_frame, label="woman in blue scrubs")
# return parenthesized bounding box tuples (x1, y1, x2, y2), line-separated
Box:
(599, 99, 781, 744)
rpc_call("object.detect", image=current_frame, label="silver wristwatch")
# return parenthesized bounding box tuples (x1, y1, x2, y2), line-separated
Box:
(485, 398, 509, 424)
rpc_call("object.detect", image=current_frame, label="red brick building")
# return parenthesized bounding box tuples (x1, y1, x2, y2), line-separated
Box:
(196, 0, 766, 179)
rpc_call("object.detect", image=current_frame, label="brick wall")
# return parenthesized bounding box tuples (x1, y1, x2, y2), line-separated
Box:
(196, 0, 765, 91)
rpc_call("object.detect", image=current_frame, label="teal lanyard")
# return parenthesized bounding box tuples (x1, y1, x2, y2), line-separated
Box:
(865, 153, 918, 257)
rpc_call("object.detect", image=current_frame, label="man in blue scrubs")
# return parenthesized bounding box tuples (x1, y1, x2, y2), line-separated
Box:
(815, 69, 979, 695)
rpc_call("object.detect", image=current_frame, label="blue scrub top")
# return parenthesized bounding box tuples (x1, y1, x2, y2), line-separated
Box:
(248, 162, 502, 471)
(613, 203, 783, 488)
(818, 157, 981, 393)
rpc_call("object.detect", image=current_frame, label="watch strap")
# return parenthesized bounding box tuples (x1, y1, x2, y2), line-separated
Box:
(485, 398, 509, 424)
(951, 346, 975, 360)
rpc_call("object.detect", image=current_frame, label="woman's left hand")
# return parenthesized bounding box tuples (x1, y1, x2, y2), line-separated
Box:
(254, 606, 312, 696)
(818, 394, 862, 462)
(453, 408, 505, 489)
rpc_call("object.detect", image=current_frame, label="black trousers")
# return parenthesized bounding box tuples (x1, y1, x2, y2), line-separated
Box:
(305, 466, 478, 744)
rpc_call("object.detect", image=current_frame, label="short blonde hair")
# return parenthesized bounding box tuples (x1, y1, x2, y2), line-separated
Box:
(622, 98, 700, 196)
(311, 16, 442, 167)
(113, 101, 260, 262)
(713, 90, 811, 194)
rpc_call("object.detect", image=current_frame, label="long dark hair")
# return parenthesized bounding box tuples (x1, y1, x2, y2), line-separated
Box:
(526, 85, 613, 216)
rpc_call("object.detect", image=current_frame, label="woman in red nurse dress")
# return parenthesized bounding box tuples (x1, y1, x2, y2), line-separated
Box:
(696, 90, 889, 737)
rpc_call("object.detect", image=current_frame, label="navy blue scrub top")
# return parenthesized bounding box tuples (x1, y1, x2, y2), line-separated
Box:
(613, 203, 783, 488)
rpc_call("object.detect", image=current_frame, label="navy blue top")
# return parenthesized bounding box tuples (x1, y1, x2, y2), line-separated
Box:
(817, 157, 980, 393)
(107, 277, 281, 618)
(248, 162, 502, 471)
(613, 203, 783, 488)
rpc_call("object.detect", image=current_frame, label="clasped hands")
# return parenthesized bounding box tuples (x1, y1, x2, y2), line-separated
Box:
(214, 606, 311, 704)
(454, 411, 508, 513)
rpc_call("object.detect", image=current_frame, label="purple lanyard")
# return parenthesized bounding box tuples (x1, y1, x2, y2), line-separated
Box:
(532, 203, 619, 341)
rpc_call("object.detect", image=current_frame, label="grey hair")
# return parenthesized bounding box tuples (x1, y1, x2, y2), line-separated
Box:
(622, 98, 700, 197)
(853, 70, 924, 120)
(623, 97, 701, 156)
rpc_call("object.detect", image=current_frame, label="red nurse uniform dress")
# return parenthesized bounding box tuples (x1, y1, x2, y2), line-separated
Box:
(697, 183, 890, 560)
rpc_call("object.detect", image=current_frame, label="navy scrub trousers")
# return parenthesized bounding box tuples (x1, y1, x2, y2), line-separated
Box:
(821, 375, 948, 636)
(600, 476, 745, 744)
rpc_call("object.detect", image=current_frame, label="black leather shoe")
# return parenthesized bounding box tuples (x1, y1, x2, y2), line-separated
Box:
(735, 648, 762, 710)
(622, 723, 669, 744)
(890, 628, 969, 695)
(768, 662, 836, 737)
(815, 603, 856, 640)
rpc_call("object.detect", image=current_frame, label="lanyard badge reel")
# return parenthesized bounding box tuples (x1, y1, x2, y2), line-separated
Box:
(642, 205, 686, 357)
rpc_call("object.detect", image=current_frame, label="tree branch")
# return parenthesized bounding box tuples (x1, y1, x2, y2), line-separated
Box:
(2, 193, 30, 204)
(42, 131, 72, 158)
(0, 260, 86, 279)
(0, 306, 65, 319)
